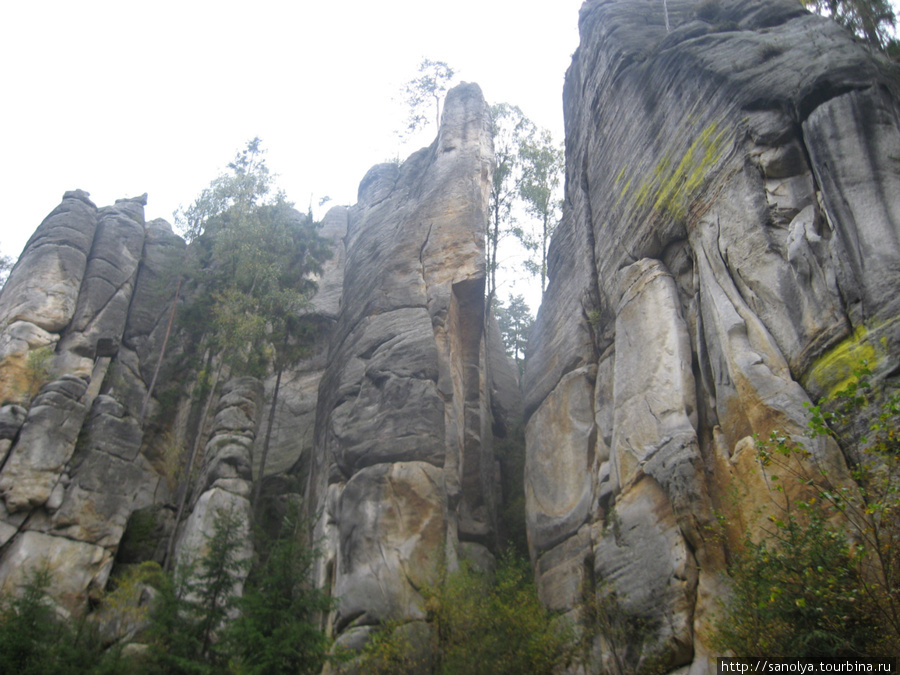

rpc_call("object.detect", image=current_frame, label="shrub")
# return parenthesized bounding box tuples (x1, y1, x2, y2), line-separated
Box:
(356, 551, 575, 675)
(712, 363, 900, 656)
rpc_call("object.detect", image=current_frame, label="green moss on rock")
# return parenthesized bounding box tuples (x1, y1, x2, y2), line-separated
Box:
(804, 324, 879, 398)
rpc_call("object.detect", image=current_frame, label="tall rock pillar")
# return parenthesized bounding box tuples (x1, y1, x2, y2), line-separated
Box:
(308, 83, 499, 652)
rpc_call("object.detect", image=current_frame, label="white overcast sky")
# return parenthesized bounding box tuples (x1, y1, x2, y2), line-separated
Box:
(1, 0, 585, 312)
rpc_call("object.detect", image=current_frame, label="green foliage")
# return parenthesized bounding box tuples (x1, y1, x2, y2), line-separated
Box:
(353, 620, 423, 674)
(485, 103, 563, 302)
(357, 553, 575, 675)
(176, 137, 273, 244)
(146, 507, 250, 672)
(96, 561, 168, 650)
(140, 504, 331, 674)
(401, 59, 456, 135)
(712, 362, 900, 657)
(224, 504, 333, 674)
(431, 553, 575, 674)
(177, 138, 331, 378)
(711, 505, 871, 657)
(517, 128, 564, 297)
(493, 294, 533, 379)
(0, 566, 121, 674)
(487, 103, 536, 300)
(25, 344, 54, 400)
(802, 0, 898, 53)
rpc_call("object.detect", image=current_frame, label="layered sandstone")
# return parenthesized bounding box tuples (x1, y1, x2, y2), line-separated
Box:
(524, 0, 900, 671)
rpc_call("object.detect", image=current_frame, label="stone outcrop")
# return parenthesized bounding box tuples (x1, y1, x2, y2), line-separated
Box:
(525, 0, 900, 672)
(0, 83, 520, 652)
(307, 82, 515, 652)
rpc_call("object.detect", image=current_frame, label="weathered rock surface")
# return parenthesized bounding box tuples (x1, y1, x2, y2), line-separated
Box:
(525, 0, 900, 671)
(308, 82, 518, 649)
(0, 83, 521, 652)
(0, 194, 183, 610)
(335, 461, 446, 630)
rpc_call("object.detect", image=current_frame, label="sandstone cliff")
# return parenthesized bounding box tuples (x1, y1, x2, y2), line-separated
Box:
(306, 82, 510, 653)
(2, 1, 897, 668)
(525, 0, 900, 671)
(0, 84, 521, 645)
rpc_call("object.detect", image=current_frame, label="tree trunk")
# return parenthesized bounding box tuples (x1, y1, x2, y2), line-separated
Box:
(164, 357, 223, 572)
(140, 276, 182, 425)
(252, 364, 283, 518)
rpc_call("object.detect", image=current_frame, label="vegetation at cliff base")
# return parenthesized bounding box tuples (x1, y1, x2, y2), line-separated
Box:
(0, 567, 121, 674)
(353, 552, 576, 675)
(713, 363, 900, 657)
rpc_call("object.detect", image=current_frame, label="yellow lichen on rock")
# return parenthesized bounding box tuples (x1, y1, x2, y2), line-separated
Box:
(618, 120, 730, 222)
(803, 324, 879, 398)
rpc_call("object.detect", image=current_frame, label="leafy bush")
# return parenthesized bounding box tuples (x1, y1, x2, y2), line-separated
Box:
(713, 363, 900, 657)
(711, 506, 871, 657)
(355, 552, 575, 675)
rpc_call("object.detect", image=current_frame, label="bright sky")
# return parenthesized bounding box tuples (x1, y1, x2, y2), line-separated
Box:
(1, 0, 584, 314)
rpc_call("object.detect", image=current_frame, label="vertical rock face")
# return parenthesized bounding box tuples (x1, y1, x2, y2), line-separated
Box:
(525, 0, 900, 671)
(0, 193, 172, 611)
(308, 82, 503, 649)
(0, 83, 518, 650)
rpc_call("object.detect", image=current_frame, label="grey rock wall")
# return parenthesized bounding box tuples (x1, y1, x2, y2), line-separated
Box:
(524, 0, 900, 672)
(307, 82, 519, 652)
(0, 83, 522, 645)
(0, 193, 176, 612)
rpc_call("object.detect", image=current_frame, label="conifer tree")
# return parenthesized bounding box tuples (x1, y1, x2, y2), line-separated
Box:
(803, 0, 898, 53)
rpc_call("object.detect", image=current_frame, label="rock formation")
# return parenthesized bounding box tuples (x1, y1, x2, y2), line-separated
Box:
(0, 83, 520, 659)
(524, 0, 900, 671)
(1, 1, 898, 670)
(306, 82, 511, 653)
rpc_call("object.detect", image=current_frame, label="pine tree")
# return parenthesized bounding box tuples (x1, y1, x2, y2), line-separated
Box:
(494, 294, 534, 379)
(803, 0, 898, 53)
(224, 503, 333, 674)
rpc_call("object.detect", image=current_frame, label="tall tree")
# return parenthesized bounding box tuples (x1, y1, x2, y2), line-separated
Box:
(224, 503, 333, 674)
(518, 129, 564, 297)
(150, 508, 250, 670)
(495, 294, 534, 379)
(803, 0, 898, 53)
(487, 103, 535, 302)
(401, 59, 455, 135)
(165, 140, 330, 566)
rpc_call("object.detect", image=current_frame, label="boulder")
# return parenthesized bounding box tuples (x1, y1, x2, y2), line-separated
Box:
(335, 462, 446, 630)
